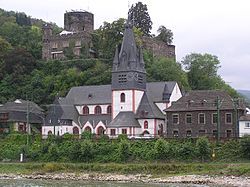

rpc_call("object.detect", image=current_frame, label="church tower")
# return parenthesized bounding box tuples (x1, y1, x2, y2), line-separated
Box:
(111, 16, 146, 119)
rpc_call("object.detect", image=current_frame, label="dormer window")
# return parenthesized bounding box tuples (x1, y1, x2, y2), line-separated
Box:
(94, 105, 102, 114)
(88, 94, 92, 99)
(120, 93, 125, 102)
(82, 105, 89, 115)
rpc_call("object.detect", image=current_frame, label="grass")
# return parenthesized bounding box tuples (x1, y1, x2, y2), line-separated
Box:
(0, 162, 250, 177)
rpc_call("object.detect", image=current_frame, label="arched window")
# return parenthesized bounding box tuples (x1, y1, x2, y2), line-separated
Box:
(107, 105, 112, 114)
(94, 105, 102, 114)
(73, 127, 79, 135)
(120, 93, 125, 102)
(144, 120, 148, 129)
(48, 130, 52, 135)
(82, 105, 89, 115)
(84, 126, 91, 132)
(97, 126, 105, 135)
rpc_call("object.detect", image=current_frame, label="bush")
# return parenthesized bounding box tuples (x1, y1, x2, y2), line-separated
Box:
(240, 135, 250, 159)
(177, 141, 195, 161)
(196, 137, 211, 162)
(117, 140, 130, 162)
(154, 138, 170, 160)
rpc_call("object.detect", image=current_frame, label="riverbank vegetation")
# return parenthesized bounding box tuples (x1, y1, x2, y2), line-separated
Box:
(0, 133, 249, 164)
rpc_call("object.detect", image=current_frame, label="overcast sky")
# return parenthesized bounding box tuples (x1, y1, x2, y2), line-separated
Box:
(1, 0, 250, 90)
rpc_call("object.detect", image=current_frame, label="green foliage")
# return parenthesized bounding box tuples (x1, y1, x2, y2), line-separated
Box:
(155, 25, 173, 45)
(216, 140, 241, 161)
(146, 56, 190, 90)
(240, 135, 250, 159)
(177, 141, 196, 161)
(129, 1, 152, 36)
(117, 140, 130, 162)
(154, 138, 170, 160)
(196, 137, 211, 162)
(78, 140, 94, 162)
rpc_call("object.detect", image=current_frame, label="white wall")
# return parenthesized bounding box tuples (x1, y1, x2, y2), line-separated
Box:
(76, 104, 111, 115)
(239, 121, 250, 137)
(169, 83, 182, 106)
(134, 90, 144, 111)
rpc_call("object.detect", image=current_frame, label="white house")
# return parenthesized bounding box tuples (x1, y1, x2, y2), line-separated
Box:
(239, 114, 250, 137)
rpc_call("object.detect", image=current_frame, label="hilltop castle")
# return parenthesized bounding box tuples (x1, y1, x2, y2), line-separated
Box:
(42, 10, 175, 60)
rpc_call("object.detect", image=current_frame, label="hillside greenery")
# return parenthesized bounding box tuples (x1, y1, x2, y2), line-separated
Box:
(0, 8, 240, 107)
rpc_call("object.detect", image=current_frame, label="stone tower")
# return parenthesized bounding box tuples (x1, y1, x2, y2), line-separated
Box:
(111, 16, 146, 119)
(42, 24, 52, 60)
(64, 11, 94, 32)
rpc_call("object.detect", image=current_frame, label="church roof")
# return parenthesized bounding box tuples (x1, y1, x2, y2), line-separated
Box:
(66, 85, 111, 105)
(136, 92, 165, 119)
(107, 111, 141, 128)
(79, 114, 111, 128)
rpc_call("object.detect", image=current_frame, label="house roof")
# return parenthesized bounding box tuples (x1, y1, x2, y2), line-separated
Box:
(107, 111, 141, 128)
(165, 90, 245, 112)
(0, 99, 43, 114)
(135, 92, 165, 119)
(239, 114, 250, 121)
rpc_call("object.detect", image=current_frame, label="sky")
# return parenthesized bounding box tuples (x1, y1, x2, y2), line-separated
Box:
(0, 0, 250, 90)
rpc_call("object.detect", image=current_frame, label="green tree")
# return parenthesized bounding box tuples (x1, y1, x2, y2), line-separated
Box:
(0, 36, 12, 58)
(155, 25, 173, 45)
(129, 1, 152, 36)
(146, 56, 190, 90)
(182, 53, 238, 96)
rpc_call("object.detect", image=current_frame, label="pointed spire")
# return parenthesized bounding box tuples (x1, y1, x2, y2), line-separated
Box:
(162, 84, 171, 101)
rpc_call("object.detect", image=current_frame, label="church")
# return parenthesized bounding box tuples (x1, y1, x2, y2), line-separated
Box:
(42, 17, 182, 138)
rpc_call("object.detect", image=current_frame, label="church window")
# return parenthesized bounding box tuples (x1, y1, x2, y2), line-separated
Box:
(107, 105, 112, 114)
(94, 105, 102, 114)
(122, 129, 127, 134)
(82, 106, 89, 115)
(144, 121, 148, 129)
(111, 129, 116, 136)
(120, 93, 125, 102)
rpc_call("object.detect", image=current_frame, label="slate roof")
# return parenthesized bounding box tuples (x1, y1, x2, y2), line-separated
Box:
(146, 81, 176, 102)
(107, 111, 141, 128)
(165, 90, 245, 112)
(66, 85, 111, 105)
(79, 114, 111, 128)
(135, 92, 165, 119)
(0, 99, 44, 124)
(239, 114, 250, 121)
(0, 99, 43, 114)
(65, 81, 177, 105)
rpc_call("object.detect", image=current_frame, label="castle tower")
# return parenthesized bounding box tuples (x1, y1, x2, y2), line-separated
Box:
(42, 24, 52, 60)
(64, 11, 94, 32)
(111, 16, 146, 119)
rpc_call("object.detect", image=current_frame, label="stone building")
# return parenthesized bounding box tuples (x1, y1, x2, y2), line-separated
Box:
(165, 90, 245, 139)
(42, 11, 94, 60)
(42, 10, 175, 60)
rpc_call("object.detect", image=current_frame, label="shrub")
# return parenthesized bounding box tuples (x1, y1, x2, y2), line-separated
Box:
(154, 138, 170, 160)
(117, 140, 130, 162)
(196, 137, 211, 162)
(240, 135, 250, 159)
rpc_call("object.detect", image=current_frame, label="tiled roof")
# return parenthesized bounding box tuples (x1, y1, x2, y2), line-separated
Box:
(79, 114, 111, 128)
(165, 90, 245, 112)
(239, 114, 250, 121)
(107, 111, 141, 128)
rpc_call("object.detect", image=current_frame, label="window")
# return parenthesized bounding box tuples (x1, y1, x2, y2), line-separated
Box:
(94, 106, 102, 114)
(212, 113, 218, 124)
(172, 114, 179, 124)
(120, 93, 125, 102)
(186, 130, 192, 137)
(198, 113, 205, 124)
(186, 114, 192, 124)
(199, 130, 206, 136)
(107, 105, 112, 114)
(212, 130, 218, 138)
(122, 129, 127, 134)
(173, 130, 179, 137)
(111, 129, 116, 136)
(245, 122, 250, 128)
(225, 113, 232, 124)
(82, 105, 89, 115)
(144, 121, 148, 129)
(226, 130, 232, 138)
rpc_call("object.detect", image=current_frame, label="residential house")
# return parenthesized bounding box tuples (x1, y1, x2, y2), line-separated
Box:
(0, 99, 44, 133)
(239, 114, 250, 137)
(165, 90, 245, 138)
